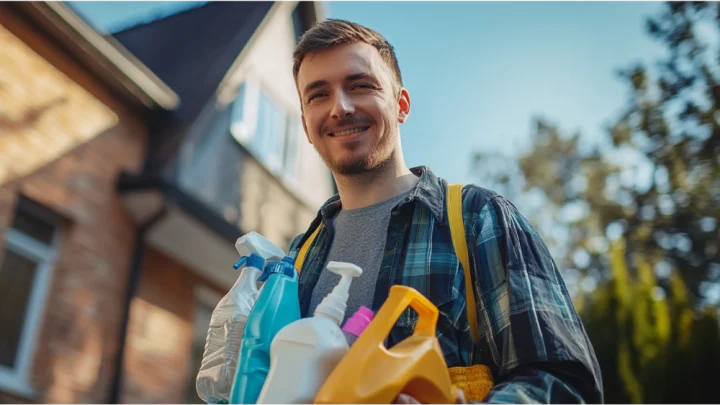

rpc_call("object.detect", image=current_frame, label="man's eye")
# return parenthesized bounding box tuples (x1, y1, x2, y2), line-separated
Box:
(353, 84, 374, 90)
(308, 93, 326, 102)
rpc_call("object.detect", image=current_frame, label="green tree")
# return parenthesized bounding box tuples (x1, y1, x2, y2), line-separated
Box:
(609, 1, 720, 299)
(471, 2, 720, 402)
(582, 240, 720, 404)
(472, 0, 720, 305)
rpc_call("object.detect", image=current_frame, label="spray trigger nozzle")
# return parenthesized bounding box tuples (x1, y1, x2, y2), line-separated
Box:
(235, 231, 286, 262)
(233, 253, 267, 272)
(233, 257, 247, 270)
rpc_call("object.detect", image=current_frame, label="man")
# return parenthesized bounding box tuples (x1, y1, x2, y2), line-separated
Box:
(288, 19, 603, 404)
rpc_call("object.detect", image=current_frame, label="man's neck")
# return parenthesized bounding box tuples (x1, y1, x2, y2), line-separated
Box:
(334, 157, 419, 210)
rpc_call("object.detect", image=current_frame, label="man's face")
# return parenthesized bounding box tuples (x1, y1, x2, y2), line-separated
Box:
(297, 42, 410, 175)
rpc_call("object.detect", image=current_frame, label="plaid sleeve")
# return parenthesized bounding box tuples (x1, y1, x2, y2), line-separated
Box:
(467, 195, 603, 404)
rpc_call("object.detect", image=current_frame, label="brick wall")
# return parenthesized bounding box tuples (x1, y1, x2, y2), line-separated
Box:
(0, 7, 148, 404)
(120, 247, 203, 404)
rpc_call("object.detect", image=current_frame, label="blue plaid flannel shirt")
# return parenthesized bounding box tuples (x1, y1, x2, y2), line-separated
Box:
(289, 166, 603, 403)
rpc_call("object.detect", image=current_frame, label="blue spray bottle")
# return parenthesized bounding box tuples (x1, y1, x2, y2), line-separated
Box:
(229, 255, 300, 404)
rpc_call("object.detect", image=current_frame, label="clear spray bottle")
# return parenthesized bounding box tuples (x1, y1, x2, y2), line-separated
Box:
(196, 232, 285, 404)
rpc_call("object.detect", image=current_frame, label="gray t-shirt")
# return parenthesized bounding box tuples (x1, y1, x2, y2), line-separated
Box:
(306, 190, 411, 322)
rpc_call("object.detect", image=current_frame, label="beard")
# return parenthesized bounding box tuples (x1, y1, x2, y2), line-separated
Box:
(331, 148, 395, 175)
(321, 130, 398, 176)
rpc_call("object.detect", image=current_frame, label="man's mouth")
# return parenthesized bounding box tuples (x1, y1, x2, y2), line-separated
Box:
(329, 126, 370, 137)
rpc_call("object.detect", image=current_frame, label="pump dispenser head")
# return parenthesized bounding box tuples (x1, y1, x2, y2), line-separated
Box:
(315, 261, 363, 325)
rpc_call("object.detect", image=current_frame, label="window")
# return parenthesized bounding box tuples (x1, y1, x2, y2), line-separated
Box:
(0, 198, 59, 397)
(282, 118, 303, 185)
(230, 80, 303, 184)
(254, 91, 288, 173)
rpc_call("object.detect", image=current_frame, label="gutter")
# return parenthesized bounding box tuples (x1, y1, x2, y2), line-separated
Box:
(109, 171, 247, 402)
(107, 207, 167, 404)
(116, 172, 244, 243)
(10, 1, 179, 112)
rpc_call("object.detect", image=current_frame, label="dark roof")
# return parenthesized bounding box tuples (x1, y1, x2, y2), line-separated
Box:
(111, 1, 274, 175)
(113, 1, 272, 120)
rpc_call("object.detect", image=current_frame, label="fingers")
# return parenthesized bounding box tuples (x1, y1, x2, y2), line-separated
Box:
(393, 393, 422, 404)
(456, 388, 466, 404)
(392, 389, 465, 404)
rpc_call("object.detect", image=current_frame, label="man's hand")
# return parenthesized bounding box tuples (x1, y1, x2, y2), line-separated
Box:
(392, 389, 466, 404)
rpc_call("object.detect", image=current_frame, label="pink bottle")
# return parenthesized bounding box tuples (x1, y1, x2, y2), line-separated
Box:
(341, 306, 374, 346)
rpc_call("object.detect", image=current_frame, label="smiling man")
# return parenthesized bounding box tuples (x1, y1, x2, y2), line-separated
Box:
(288, 19, 603, 404)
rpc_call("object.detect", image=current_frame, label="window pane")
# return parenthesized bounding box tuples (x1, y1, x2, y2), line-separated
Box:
(0, 249, 39, 368)
(12, 205, 55, 245)
(231, 83, 247, 129)
(254, 92, 287, 172)
(283, 118, 301, 182)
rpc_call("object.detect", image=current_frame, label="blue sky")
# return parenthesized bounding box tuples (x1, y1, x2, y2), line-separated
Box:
(68, 1, 667, 185)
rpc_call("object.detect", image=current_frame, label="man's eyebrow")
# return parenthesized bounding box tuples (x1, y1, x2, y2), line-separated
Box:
(346, 73, 378, 82)
(303, 80, 328, 95)
(302, 73, 380, 95)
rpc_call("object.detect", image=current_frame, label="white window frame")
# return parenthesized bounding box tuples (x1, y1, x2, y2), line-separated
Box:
(229, 77, 304, 184)
(230, 78, 260, 145)
(0, 208, 59, 399)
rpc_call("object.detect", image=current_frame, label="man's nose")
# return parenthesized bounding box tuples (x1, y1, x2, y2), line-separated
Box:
(330, 92, 354, 119)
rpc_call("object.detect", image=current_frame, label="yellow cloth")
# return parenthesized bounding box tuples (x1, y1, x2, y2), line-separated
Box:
(449, 364, 494, 402)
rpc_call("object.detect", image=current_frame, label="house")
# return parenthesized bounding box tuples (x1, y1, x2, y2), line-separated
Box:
(0, 1, 333, 403)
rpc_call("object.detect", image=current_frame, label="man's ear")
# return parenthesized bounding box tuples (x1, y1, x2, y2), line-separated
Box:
(398, 88, 411, 123)
(302, 115, 312, 144)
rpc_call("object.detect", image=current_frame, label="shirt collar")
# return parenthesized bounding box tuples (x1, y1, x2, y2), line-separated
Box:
(317, 166, 446, 222)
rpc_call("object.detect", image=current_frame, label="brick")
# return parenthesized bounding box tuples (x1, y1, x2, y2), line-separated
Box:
(0, 12, 147, 404)
(0, 5, 303, 404)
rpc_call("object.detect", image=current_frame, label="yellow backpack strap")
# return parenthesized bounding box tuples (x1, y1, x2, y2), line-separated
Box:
(294, 224, 322, 273)
(446, 183, 479, 345)
(447, 184, 494, 402)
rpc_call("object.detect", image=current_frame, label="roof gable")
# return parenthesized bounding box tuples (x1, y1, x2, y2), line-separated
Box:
(113, 1, 273, 121)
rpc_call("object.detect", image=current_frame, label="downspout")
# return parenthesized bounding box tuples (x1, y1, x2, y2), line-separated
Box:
(108, 208, 166, 404)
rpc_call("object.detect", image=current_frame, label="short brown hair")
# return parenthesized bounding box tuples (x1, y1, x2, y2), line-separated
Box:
(293, 19, 403, 90)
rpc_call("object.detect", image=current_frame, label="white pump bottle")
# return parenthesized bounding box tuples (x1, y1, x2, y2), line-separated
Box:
(196, 232, 285, 404)
(256, 261, 363, 404)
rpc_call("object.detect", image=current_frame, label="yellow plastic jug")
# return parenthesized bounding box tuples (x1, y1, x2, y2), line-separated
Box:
(314, 285, 462, 404)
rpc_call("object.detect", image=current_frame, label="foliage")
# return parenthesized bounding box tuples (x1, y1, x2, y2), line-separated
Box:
(471, 2, 720, 402)
(472, 1, 720, 306)
(582, 241, 720, 403)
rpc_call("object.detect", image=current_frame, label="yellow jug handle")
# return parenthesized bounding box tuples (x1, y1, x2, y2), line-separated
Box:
(385, 285, 439, 338)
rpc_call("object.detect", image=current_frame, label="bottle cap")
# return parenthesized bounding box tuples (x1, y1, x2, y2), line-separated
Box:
(257, 256, 297, 282)
(342, 306, 374, 337)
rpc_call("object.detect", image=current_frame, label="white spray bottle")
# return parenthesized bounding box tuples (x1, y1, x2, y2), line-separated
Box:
(196, 232, 285, 404)
(256, 261, 363, 404)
